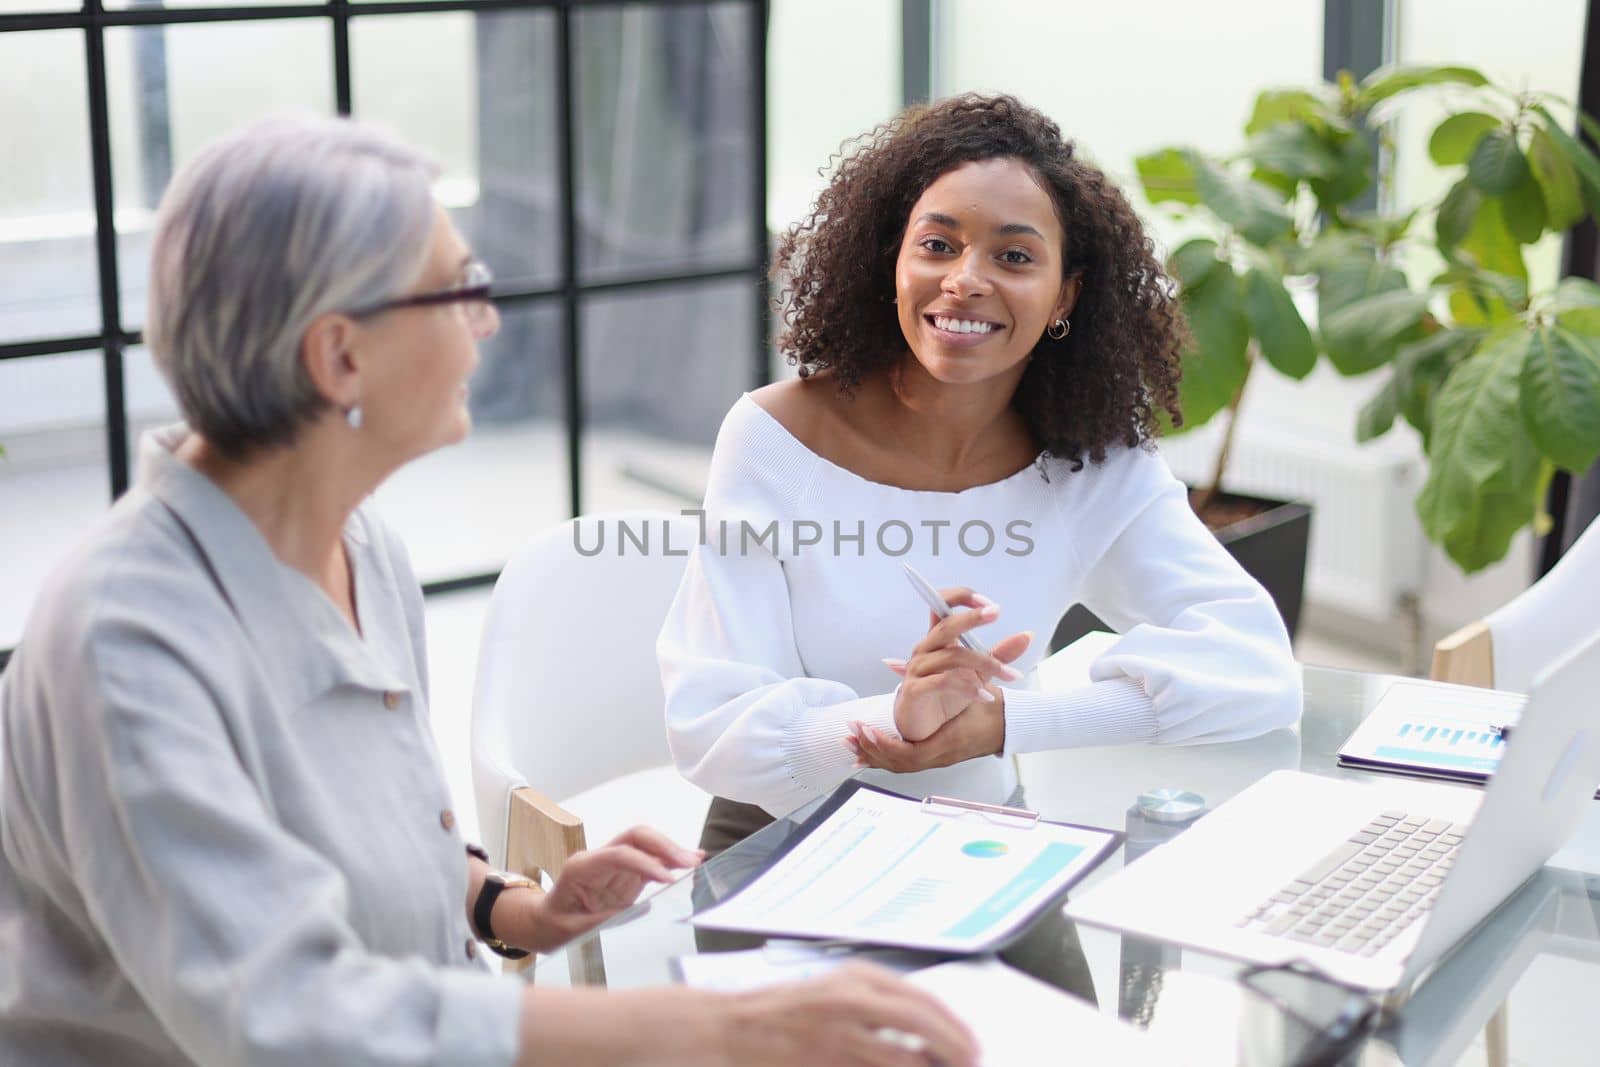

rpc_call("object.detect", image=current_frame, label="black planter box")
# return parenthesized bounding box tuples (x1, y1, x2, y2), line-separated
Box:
(1049, 494, 1313, 653)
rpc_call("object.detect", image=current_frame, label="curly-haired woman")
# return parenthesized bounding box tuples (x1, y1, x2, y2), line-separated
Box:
(658, 94, 1301, 872)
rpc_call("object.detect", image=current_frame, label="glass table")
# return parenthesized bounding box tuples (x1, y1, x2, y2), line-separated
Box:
(525, 666, 1600, 1065)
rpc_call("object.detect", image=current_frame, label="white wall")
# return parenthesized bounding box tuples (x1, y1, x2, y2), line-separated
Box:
(767, 0, 901, 235)
(937, 0, 1323, 225)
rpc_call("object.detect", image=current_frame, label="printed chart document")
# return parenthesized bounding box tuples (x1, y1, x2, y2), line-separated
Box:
(1338, 680, 1528, 785)
(691, 781, 1120, 952)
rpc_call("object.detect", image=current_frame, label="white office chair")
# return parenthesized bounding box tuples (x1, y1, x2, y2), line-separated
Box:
(1427, 516, 1599, 1067)
(1432, 516, 1600, 692)
(470, 511, 710, 978)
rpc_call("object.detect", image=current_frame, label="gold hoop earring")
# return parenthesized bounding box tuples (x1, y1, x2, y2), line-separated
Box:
(1047, 318, 1070, 340)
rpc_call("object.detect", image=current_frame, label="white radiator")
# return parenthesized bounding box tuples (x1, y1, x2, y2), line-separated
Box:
(1158, 424, 1425, 621)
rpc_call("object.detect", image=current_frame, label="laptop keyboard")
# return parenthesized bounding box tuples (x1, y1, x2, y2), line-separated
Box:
(1237, 811, 1468, 957)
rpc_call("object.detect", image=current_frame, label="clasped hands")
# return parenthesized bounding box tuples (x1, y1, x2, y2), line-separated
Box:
(846, 588, 1031, 774)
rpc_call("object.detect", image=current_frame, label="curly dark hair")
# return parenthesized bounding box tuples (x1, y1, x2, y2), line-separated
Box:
(772, 93, 1187, 468)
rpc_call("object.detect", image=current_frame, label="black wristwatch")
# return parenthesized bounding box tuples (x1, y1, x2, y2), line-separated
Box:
(473, 870, 536, 960)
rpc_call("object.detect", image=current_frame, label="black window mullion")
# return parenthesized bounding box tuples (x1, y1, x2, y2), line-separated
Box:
(84, 0, 130, 500)
(900, 0, 931, 107)
(0, 335, 111, 361)
(332, 0, 352, 114)
(556, 0, 582, 518)
(1323, 0, 1389, 214)
(750, 0, 770, 390)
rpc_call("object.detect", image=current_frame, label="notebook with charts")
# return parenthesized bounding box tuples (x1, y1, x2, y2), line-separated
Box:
(691, 780, 1121, 952)
(1336, 678, 1600, 797)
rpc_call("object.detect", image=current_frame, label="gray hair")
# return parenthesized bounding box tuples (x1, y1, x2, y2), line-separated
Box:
(145, 114, 440, 459)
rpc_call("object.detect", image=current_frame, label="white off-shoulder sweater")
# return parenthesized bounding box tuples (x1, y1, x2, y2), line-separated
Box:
(658, 394, 1302, 817)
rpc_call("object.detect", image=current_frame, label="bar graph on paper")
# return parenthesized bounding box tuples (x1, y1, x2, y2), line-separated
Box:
(1371, 718, 1507, 773)
(1339, 681, 1527, 782)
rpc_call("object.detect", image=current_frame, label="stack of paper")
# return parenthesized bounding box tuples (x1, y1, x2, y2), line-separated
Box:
(677, 948, 1180, 1066)
(672, 940, 929, 992)
(906, 958, 1183, 1066)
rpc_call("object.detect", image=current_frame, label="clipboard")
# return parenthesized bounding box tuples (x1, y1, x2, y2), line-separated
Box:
(690, 779, 1122, 953)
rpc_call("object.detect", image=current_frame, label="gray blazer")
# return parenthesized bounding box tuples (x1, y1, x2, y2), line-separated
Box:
(0, 428, 520, 1067)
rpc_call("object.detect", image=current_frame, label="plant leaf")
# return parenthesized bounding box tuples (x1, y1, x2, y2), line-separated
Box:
(1136, 148, 1201, 206)
(1246, 123, 1339, 180)
(1316, 244, 1408, 319)
(1529, 126, 1586, 231)
(1458, 196, 1527, 280)
(1356, 374, 1399, 441)
(1308, 130, 1373, 208)
(1246, 89, 1325, 135)
(1167, 238, 1219, 289)
(1449, 287, 1491, 327)
(1533, 105, 1600, 215)
(1416, 327, 1541, 573)
(1241, 266, 1317, 379)
(1467, 129, 1531, 195)
(1577, 108, 1600, 151)
(1433, 265, 1528, 308)
(1551, 276, 1600, 333)
(1192, 156, 1294, 247)
(1357, 65, 1489, 108)
(1499, 169, 1547, 244)
(1252, 166, 1300, 199)
(1341, 207, 1421, 247)
(1176, 265, 1251, 428)
(1445, 277, 1519, 325)
(1552, 275, 1600, 308)
(1428, 112, 1502, 166)
(1436, 179, 1481, 251)
(1521, 322, 1600, 470)
(1394, 328, 1486, 441)
(1321, 289, 1431, 375)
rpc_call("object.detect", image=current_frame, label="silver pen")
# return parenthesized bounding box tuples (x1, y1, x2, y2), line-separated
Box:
(901, 562, 991, 656)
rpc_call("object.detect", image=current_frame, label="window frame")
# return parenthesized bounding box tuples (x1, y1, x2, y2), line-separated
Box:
(0, 0, 772, 667)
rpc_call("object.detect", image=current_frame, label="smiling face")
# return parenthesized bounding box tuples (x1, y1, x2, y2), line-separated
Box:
(894, 157, 1079, 388)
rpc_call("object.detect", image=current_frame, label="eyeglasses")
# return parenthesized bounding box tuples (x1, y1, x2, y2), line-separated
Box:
(346, 259, 498, 334)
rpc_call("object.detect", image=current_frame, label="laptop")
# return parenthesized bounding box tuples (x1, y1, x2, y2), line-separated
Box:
(1065, 630, 1600, 994)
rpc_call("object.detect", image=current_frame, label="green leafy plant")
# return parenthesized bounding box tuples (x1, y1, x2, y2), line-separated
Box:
(1138, 65, 1600, 573)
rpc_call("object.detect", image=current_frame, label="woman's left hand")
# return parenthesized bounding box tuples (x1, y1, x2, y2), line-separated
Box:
(846, 691, 1006, 774)
(528, 826, 703, 951)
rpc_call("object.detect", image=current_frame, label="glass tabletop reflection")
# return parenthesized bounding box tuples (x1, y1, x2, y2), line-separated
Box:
(527, 665, 1600, 1066)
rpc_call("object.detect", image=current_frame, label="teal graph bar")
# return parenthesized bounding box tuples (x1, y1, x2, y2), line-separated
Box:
(943, 843, 1083, 939)
(1374, 745, 1499, 773)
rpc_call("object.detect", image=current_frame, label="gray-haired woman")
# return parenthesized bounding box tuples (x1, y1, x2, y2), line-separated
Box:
(0, 116, 975, 1067)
